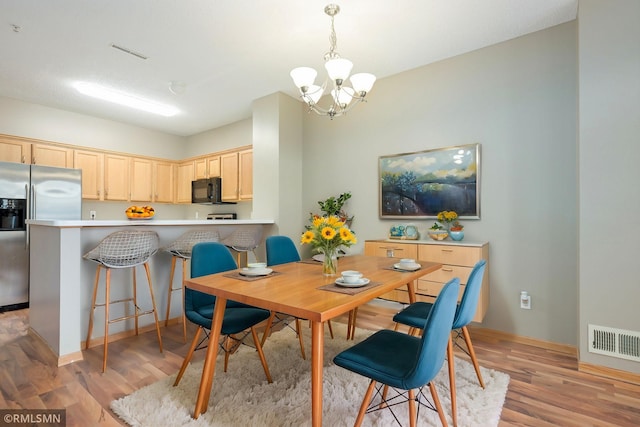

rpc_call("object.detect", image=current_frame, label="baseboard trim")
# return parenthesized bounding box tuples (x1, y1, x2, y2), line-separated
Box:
(28, 327, 84, 367)
(579, 361, 640, 386)
(83, 322, 165, 349)
(468, 325, 578, 357)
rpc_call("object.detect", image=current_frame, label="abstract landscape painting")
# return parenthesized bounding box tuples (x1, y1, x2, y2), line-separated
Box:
(379, 144, 480, 219)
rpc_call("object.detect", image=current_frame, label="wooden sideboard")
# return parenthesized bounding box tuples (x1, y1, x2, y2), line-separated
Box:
(364, 239, 489, 322)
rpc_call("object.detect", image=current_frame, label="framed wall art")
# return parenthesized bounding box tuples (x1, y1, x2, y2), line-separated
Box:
(379, 143, 481, 219)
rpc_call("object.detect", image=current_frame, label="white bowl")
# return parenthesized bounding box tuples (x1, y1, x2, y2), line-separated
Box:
(247, 262, 267, 269)
(399, 258, 415, 264)
(341, 270, 363, 284)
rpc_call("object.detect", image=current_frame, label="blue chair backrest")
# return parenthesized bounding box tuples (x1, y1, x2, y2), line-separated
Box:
(405, 278, 460, 390)
(266, 235, 301, 266)
(452, 259, 486, 329)
(186, 242, 238, 313)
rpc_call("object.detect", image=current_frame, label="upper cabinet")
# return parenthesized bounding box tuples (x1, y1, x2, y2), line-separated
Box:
(74, 149, 104, 200)
(176, 160, 195, 203)
(104, 153, 130, 201)
(154, 160, 174, 203)
(31, 143, 73, 168)
(220, 148, 252, 202)
(0, 137, 30, 163)
(130, 157, 153, 202)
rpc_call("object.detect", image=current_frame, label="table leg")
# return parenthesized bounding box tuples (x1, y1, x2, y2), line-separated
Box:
(406, 279, 417, 303)
(193, 296, 227, 418)
(311, 320, 324, 427)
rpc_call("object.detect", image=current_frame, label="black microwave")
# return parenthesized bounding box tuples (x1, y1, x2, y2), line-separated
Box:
(191, 177, 235, 204)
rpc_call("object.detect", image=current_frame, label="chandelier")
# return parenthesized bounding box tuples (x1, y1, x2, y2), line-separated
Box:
(290, 4, 376, 119)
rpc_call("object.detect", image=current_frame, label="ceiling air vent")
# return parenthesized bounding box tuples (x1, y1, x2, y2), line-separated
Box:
(588, 324, 640, 363)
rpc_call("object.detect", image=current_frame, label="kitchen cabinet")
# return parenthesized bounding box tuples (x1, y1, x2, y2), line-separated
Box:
(194, 155, 220, 179)
(74, 149, 104, 200)
(364, 240, 489, 322)
(0, 137, 30, 163)
(221, 149, 253, 201)
(31, 143, 73, 168)
(104, 153, 130, 201)
(176, 160, 195, 203)
(130, 157, 153, 202)
(194, 158, 208, 180)
(154, 160, 174, 203)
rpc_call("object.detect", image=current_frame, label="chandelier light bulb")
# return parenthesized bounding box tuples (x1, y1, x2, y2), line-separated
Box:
(289, 3, 375, 119)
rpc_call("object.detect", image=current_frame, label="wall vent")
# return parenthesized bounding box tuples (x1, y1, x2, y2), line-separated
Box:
(588, 324, 640, 362)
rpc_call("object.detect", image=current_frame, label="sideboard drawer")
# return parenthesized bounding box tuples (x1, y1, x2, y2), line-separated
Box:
(364, 241, 418, 259)
(423, 265, 473, 285)
(419, 245, 483, 267)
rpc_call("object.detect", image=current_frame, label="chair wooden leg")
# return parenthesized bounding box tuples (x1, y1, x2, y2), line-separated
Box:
(143, 262, 163, 353)
(379, 385, 389, 409)
(355, 380, 377, 427)
(224, 336, 232, 372)
(86, 266, 101, 350)
(174, 326, 202, 386)
(429, 381, 448, 427)
(165, 255, 177, 327)
(251, 326, 272, 383)
(326, 320, 334, 339)
(261, 311, 277, 346)
(295, 318, 306, 360)
(408, 389, 417, 427)
(461, 326, 485, 388)
(102, 268, 111, 373)
(447, 336, 457, 427)
(347, 308, 358, 340)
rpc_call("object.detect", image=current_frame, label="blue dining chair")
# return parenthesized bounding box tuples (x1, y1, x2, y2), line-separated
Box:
(393, 259, 487, 427)
(263, 235, 335, 359)
(333, 278, 460, 427)
(173, 242, 273, 386)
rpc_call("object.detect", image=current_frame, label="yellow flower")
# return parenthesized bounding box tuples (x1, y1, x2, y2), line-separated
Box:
(301, 230, 315, 244)
(321, 226, 336, 240)
(437, 210, 458, 223)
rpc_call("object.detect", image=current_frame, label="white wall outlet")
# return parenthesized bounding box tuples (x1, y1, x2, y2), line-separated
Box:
(520, 291, 531, 309)
(90, 210, 96, 220)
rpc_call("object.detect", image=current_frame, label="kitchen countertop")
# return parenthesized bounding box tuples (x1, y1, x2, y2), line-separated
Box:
(27, 219, 274, 227)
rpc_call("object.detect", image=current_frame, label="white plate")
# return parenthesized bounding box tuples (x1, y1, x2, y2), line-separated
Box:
(239, 267, 273, 276)
(335, 278, 370, 288)
(394, 263, 421, 271)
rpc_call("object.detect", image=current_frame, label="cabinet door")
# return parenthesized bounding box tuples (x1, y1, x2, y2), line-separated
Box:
(31, 144, 73, 168)
(74, 149, 104, 200)
(207, 155, 221, 177)
(154, 161, 174, 203)
(0, 138, 30, 163)
(176, 161, 195, 203)
(130, 157, 153, 202)
(238, 149, 253, 200)
(194, 158, 208, 180)
(104, 154, 130, 201)
(220, 152, 239, 201)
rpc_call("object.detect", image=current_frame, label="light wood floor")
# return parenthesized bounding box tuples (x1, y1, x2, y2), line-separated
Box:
(1, 306, 639, 426)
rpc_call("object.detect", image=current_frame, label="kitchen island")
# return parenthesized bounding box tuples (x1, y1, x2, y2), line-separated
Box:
(26, 219, 274, 366)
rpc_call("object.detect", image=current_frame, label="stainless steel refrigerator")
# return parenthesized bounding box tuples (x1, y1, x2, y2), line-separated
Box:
(0, 161, 81, 311)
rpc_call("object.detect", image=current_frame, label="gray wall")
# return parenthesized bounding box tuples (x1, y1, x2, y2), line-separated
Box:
(578, 0, 640, 372)
(301, 22, 579, 346)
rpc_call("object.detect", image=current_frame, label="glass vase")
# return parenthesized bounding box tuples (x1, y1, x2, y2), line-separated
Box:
(321, 248, 338, 276)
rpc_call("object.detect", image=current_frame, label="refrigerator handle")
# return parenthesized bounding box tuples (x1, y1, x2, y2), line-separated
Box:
(25, 184, 31, 249)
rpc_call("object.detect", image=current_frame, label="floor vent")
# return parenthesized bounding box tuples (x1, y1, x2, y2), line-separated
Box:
(588, 324, 640, 362)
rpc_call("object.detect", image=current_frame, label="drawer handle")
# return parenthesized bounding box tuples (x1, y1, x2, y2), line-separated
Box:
(441, 249, 453, 253)
(442, 268, 454, 272)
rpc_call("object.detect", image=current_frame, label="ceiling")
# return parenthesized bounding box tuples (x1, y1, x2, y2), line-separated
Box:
(0, 1, 577, 137)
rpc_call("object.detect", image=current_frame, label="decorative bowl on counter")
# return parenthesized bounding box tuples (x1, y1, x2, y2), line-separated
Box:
(427, 229, 449, 241)
(125, 205, 155, 219)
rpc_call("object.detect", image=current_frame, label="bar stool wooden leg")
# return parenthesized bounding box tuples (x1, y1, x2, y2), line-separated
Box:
(143, 261, 163, 353)
(133, 266, 139, 335)
(180, 257, 187, 342)
(165, 255, 177, 326)
(102, 268, 111, 373)
(86, 265, 101, 349)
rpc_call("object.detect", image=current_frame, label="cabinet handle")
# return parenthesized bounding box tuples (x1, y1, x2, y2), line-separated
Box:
(32, 157, 36, 164)
(441, 249, 453, 253)
(21, 155, 26, 163)
(442, 268, 454, 272)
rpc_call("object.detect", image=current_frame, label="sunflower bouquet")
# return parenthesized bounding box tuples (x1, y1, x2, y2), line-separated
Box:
(301, 215, 357, 275)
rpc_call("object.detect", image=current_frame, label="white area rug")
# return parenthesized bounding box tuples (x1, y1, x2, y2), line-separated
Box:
(111, 324, 509, 426)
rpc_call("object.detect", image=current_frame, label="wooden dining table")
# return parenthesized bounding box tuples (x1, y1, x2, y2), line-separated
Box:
(184, 254, 441, 426)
